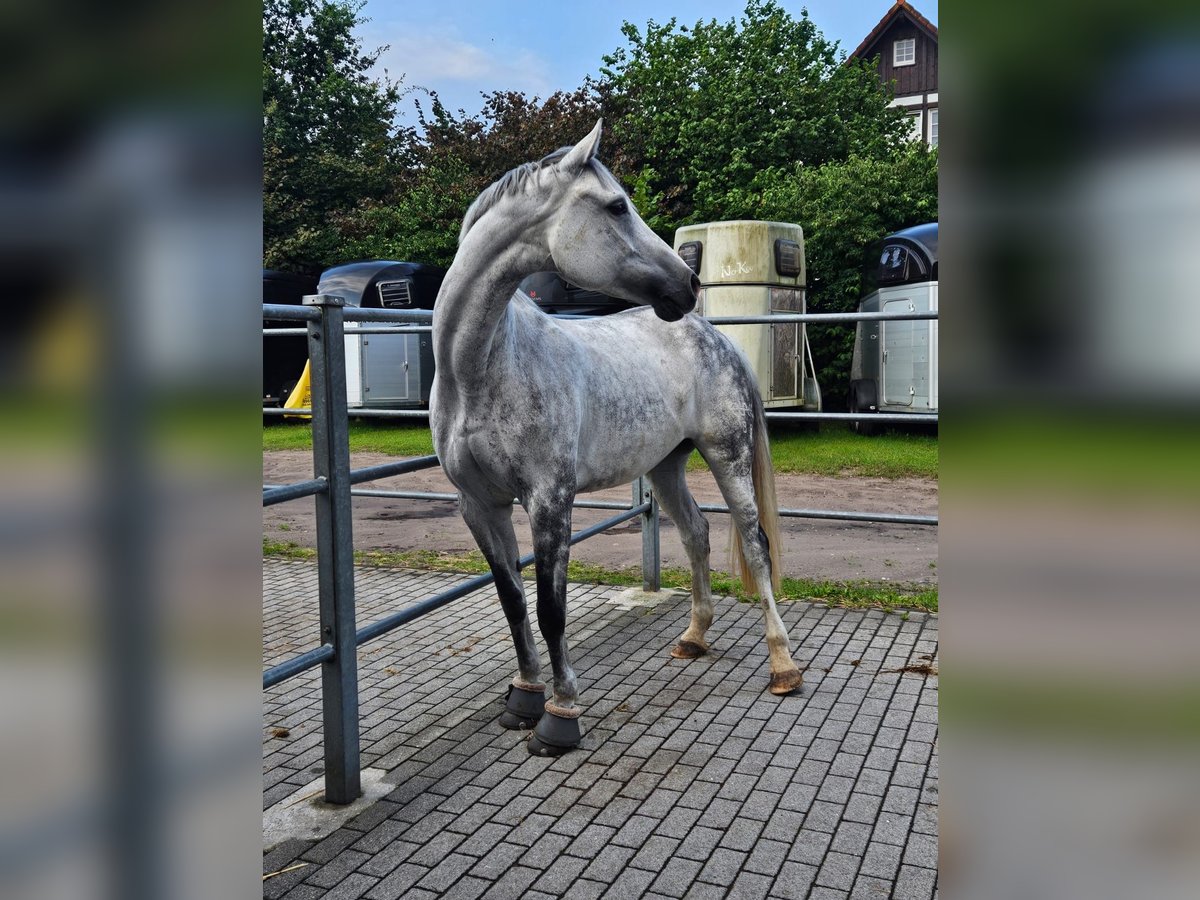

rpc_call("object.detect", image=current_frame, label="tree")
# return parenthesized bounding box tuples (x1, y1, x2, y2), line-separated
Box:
(339, 87, 603, 267)
(600, 0, 912, 231)
(263, 0, 407, 273)
(753, 147, 940, 401)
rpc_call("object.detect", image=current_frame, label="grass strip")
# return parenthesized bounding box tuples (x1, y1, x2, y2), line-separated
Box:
(264, 539, 937, 613)
(264, 420, 937, 480)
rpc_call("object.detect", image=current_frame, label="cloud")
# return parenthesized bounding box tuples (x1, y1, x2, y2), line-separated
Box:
(360, 22, 554, 112)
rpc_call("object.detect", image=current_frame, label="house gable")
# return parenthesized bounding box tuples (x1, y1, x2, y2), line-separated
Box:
(850, 1, 938, 99)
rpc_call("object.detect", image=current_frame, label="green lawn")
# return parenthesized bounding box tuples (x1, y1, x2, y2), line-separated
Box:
(263, 419, 437, 456)
(263, 419, 937, 479)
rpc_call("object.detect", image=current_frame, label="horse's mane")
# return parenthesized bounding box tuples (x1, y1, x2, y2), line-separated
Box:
(458, 146, 576, 244)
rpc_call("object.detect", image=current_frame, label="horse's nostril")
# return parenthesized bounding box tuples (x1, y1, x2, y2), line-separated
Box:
(689, 272, 701, 297)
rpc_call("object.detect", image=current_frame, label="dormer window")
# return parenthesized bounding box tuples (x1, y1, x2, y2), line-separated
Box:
(894, 38, 915, 66)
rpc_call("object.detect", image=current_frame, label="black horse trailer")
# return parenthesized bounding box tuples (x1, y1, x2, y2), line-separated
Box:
(517, 271, 637, 317)
(263, 269, 318, 407)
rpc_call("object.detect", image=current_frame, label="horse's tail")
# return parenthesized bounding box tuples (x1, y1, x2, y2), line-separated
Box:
(730, 399, 782, 595)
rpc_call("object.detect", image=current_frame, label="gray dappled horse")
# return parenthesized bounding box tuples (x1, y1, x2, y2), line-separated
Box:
(430, 121, 804, 756)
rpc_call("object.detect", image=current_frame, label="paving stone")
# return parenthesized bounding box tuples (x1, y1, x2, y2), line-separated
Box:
(787, 828, 832, 866)
(903, 831, 939, 870)
(769, 861, 819, 899)
(650, 855, 704, 897)
(415, 853, 479, 894)
(280, 885, 327, 900)
(365, 863, 428, 900)
(580, 843, 636, 883)
(761, 808, 805, 843)
(810, 886, 854, 900)
(743, 838, 789, 877)
(645, 801, 699, 837)
(803, 799, 844, 834)
(469, 843, 527, 882)
(532, 855, 590, 895)
(611, 813, 659, 848)
(521, 832, 572, 869)
(312, 873, 379, 900)
(567, 822, 618, 859)
(883, 785, 921, 816)
(560, 879, 607, 900)
(779, 781, 818, 813)
(684, 881, 733, 899)
(859, 842, 903, 880)
(302, 829, 362, 865)
(728, 870, 774, 899)
(872, 812, 914, 847)
(674, 825, 723, 861)
(457, 823, 511, 858)
(815, 850, 861, 891)
(699, 797, 743, 829)
(480, 865, 541, 900)
(357, 841, 422, 878)
(304, 849, 370, 889)
(831, 820, 874, 858)
(263, 564, 937, 900)
(894, 863, 938, 900)
(850, 874, 894, 898)
(719, 816, 765, 852)
(602, 866, 657, 899)
(697, 847, 747, 888)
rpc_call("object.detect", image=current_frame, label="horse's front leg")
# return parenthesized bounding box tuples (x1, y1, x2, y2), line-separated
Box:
(459, 496, 546, 729)
(526, 491, 582, 757)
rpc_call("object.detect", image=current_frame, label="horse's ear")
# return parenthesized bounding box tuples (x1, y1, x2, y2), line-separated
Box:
(559, 119, 604, 173)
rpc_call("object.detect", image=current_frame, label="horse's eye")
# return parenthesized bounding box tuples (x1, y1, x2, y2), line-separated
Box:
(607, 198, 628, 216)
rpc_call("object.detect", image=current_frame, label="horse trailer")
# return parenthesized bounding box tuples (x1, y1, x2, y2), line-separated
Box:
(849, 222, 938, 425)
(263, 269, 318, 407)
(316, 260, 445, 408)
(673, 220, 822, 410)
(518, 271, 638, 317)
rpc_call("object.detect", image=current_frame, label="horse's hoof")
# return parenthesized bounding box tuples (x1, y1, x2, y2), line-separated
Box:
(670, 640, 709, 660)
(500, 684, 546, 731)
(527, 734, 575, 757)
(527, 705, 581, 756)
(768, 667, 804, 696)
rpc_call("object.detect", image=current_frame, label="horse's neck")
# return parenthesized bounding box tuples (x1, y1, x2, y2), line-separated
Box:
(434, 216, 549, 385)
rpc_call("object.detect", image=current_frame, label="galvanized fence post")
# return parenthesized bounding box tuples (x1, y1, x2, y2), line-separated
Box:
(635, 476, 661, 592)
(305, 293, 361, 804)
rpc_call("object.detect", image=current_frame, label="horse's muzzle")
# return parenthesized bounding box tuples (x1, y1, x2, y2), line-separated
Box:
(652, 273, 700, 322)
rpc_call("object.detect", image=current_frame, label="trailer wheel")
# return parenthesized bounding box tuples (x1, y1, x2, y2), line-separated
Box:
(849, 380, 879, 436)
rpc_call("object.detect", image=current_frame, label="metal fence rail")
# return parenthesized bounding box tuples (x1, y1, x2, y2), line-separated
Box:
(262, 297, 938, 804)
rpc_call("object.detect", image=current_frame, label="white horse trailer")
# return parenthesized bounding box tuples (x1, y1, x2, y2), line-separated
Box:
(316, 260, 445, 408)
(849, 223, 938, 424)
(673, 220, 821, 410)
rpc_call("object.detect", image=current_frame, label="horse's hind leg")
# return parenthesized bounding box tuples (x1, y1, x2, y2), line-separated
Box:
(647, 446, 714, 659)
(703, 448, 804, 696)
(459, 497, 546, 728)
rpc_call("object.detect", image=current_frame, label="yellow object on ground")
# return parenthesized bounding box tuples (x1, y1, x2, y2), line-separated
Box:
(283, 361, 312, 420)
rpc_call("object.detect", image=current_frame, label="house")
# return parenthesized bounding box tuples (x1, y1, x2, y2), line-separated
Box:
(849, 0, 938, 148)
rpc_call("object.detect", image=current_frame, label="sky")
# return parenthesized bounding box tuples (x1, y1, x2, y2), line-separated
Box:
(355, 0, 938, 126)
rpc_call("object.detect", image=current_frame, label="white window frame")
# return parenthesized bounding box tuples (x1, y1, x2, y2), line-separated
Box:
(894, 38, 916, 67)
(928, 108, 938, 148)
(908, 112, 923, 143)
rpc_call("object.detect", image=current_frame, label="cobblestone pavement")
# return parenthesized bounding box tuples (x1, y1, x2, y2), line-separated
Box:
(263, 560, 938, 899)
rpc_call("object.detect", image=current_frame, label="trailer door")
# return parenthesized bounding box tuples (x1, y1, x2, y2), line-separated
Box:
(880, 290, 932, 409)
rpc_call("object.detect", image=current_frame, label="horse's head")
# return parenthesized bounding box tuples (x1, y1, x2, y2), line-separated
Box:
(546, 120, 700, 322)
